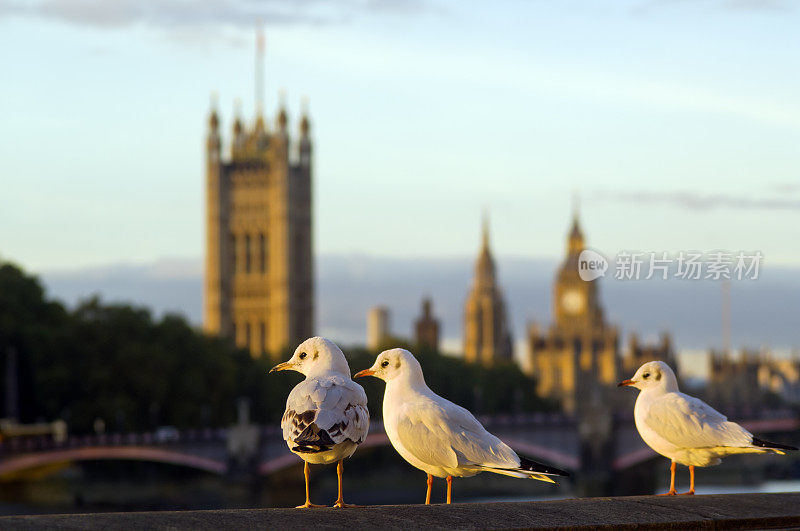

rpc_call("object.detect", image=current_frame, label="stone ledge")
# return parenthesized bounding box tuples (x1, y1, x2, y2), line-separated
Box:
(2, 493, 799, 530)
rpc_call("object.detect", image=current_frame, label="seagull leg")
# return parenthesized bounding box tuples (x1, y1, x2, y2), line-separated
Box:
(680, 466, 696, 495)
(333, 460, 358, 508)
(446, 475, 453, 504)
(296, 461, 324, 508)
(425, 474, 433, 505)
(658, 461, 677, 496)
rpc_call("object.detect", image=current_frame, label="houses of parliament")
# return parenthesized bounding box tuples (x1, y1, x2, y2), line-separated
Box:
(460, 210, 675, 413)
(203, 98, 313, 359)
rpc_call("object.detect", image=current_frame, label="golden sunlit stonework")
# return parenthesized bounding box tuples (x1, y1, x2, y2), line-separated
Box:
(463, 218, 514, 366)
(204, 102, 313, 359)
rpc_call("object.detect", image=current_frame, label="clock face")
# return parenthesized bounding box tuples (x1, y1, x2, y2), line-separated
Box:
(562, 289, 586, 315)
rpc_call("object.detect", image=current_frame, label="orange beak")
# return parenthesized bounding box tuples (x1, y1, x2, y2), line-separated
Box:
(354, 369, 375, 379)
(617, 379, 635, 387)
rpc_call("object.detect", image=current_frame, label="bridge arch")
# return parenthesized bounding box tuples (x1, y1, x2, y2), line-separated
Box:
(0, 446, 228, 477)
(257, 433, 579, 476)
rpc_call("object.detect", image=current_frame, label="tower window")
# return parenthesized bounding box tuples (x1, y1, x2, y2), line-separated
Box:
(229, 233, 237, 273)
(259, 233, 267, 273)
(245, 322, 251, 349)
(245, 234, 252, 273)
(260, 321, 266, 355)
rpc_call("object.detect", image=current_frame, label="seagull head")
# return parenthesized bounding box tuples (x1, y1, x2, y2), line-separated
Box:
(269, 336, 351, 378)
(354, 348, 425, 386)
(618, 360, 678, 393)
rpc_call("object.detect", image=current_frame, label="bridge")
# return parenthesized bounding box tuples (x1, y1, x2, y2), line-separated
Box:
(0, 410, 796, 487)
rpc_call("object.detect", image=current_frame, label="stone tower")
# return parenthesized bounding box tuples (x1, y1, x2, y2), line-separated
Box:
(463, 217, 513, 365)
(204, 98, 313, 359)
(526, 210, 620, 412)
(367, 306, 390, 351)
(414, 297, 440, 351)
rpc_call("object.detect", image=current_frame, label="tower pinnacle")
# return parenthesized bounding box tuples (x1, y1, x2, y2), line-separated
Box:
(277, 88, 288, 130)
(568, 194, 584, 253)
(481, 211, 490, 251)
(208, 92, 219, 130)
(300, 96, 310, 136)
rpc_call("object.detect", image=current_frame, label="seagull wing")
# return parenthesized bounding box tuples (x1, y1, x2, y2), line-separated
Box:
(645, 391, 753, 449)
(282, 376, 369, 452)
(395, 396, 519, 470)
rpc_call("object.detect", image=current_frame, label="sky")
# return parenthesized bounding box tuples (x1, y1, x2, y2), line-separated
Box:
(1, 0, 799, 273)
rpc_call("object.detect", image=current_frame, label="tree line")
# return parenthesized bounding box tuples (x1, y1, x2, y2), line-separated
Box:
(0, 260, 553, 434)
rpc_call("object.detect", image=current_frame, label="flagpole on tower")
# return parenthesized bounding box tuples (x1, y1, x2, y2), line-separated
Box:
(255, 21, 265, 117)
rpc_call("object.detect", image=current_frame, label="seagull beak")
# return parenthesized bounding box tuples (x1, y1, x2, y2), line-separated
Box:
(617, 379, 635, 387)
(269, 362, 292, 373)
(354, 369, 375, 379)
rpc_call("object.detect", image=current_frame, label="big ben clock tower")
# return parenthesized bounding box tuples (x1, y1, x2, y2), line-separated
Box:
(526, 209, 620, 413)
(553, 215, 605, 332)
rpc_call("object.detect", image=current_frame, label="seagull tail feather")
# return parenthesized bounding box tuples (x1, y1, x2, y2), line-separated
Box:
(518, 456, 570, 477)
(751, 437, 798, 452)
(477, 456, 569, 483)
(476, 466, 557, 483)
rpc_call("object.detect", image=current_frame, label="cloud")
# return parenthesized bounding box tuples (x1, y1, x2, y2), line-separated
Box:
(596, 189, 800, 211)
(723, 0, 793, 10)
(634, 0, 793, 13)
(0, 0, 431, 32)
(771, 182, 800, 194)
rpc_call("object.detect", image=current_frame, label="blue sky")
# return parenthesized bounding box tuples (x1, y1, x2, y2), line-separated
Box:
(1, 0, 798, 272)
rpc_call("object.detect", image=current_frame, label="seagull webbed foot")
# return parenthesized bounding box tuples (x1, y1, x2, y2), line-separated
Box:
(296, 502, 325, 508)
(333, 501, 360, 508)
(658, 489, 677, 496)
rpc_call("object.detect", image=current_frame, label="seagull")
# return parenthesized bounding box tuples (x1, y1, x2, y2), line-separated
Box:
(270, 337, 369, 508)
(355, 348, 568, 504)
(619, 360, 797, 495)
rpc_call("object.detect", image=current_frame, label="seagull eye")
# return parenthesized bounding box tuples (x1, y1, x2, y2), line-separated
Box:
(643, 372, 650, 379)
(299, 352, 307, 360)
(381, 360, 389, 368)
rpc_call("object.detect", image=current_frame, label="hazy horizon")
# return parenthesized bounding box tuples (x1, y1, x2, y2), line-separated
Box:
(25, 251, 799, 378)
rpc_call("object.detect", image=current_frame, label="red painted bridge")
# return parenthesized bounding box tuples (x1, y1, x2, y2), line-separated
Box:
(0, 413, 796, 479)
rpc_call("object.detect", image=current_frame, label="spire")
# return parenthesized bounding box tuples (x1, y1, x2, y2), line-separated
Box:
(567, 193, 584, 254)
(475, 212, 496, 285)
(233, 98, 243, 135)
(300, 96, 310, 137)
(277, 88, 288, 131)
(208, 92, 219, 130)
(569, 192, 583, 240)
(481, 210, 490, 252)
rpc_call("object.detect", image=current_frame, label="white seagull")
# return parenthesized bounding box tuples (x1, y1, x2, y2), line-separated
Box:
(355, 348, 568, 504)
(270, 337, 369, 508)
(619, 360, 797, 495)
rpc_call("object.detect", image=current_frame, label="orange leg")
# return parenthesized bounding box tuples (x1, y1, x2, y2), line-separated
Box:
(425, 474, 433, 505)
(333, 460, 358, 508)
(296, 461, 324, 508)
(446, 475, 453, 504)
(658, 461, 677, 496)
(680, 466, 695, 495)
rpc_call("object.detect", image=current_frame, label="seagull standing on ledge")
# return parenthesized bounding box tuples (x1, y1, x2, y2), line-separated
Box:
(355, 348, 568, 504)
(271, 337, 369, 508)
(619, 360, 797, 495)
